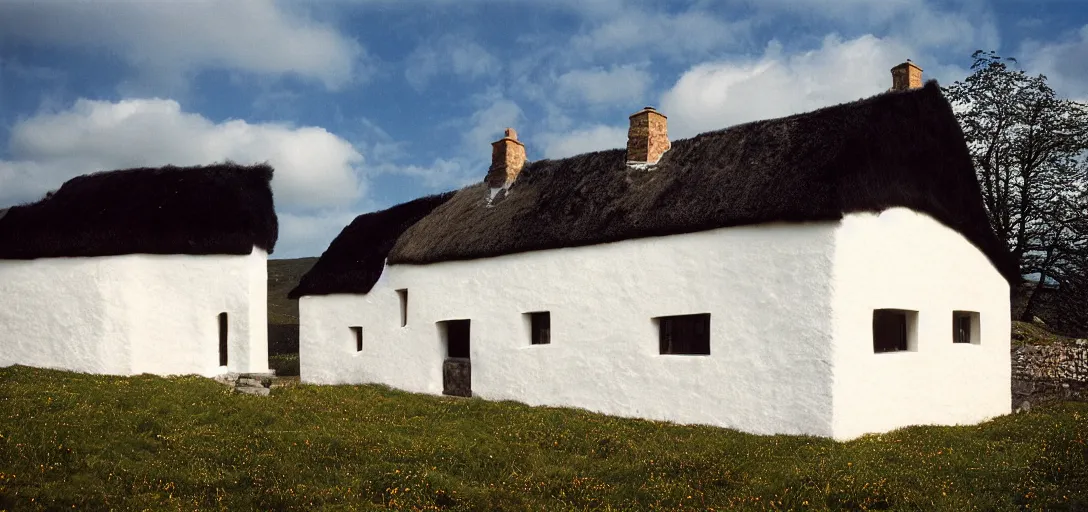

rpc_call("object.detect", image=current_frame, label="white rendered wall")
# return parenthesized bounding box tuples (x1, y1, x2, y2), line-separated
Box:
(830, 208, 1011, 440)
(300, 223, 839, 437)
(0, 247, 269, 377)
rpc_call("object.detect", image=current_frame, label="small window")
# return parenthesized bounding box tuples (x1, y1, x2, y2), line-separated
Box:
(350, 326, 363, 352)
(218, 312, 229, 366)
(873, 309, 917, 353)
(657, 313, 710, 355)
(952, 311, 980, 344)
(396, 289, 408, 327)
(439, 319, 471, 359)
(528, 312, 551, 345)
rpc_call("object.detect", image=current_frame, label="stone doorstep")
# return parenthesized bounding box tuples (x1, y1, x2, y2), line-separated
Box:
(235, 386, 271, 397)
(237, 377, 269, 388)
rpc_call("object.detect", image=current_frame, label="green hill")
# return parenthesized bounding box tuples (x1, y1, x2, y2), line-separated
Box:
(266, 257, 317, 356)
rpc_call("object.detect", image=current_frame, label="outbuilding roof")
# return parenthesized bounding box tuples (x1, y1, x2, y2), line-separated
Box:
(0, 162, 279, 259)
(293, 80, 1018, 298)
(287, 192, 454, 299)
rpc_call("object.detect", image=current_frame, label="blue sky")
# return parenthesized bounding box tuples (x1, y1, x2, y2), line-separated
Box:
(2, 0, 1087, 258)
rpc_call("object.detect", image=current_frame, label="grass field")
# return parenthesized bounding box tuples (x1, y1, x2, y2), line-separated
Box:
(1, 366, 1086, 511)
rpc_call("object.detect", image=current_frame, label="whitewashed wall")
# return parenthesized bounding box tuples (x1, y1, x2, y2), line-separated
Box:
(0, 247, 269, 377)
(830, 208, 1011, 440)
(301, 223, 840, 437)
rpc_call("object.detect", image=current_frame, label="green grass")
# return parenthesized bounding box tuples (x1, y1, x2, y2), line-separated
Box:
(1, 366, 1085, 511)
(1012, 320, 1082, 346)
(268, 353, 300, 377)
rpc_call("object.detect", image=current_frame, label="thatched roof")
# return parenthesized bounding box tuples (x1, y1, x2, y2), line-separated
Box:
(0, 162, 279, 259)
(389, 81, 1017, 283)
(293, 80, 1018, 298)
(287, 192, 454, 299)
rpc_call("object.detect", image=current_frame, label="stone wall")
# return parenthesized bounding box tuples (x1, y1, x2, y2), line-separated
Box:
(1011, 340, 1088, 411)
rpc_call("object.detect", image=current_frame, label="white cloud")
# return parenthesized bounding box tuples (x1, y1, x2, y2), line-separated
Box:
(739, 0, 998, 53)
(539, 125, 628, 160)
(276, 210, 365, 259)
(372, 158, 478, 190)
(556, 65, 652, 105)
(0, 98, 365, 209)
(404, 35, 501, 91)
(659, 35, 916, 138)
(1021, 25, 1088, 101)
(462, 97, 525, 154)
(570, 9, 750, 60)
(0, 0, 366, 90)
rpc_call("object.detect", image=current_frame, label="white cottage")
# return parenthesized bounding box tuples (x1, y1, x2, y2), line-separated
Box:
(292, 64, 1018, 440)
(0, 163, 278, 377)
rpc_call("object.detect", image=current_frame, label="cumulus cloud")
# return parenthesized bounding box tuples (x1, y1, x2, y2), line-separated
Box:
(555, 65, 652, 105)
(660, 35, 915, 138)
(276, 210, 364, 259)
(539, 125, 628, 160)
(0, 0, 366, 90)
(404, 35, 501, 91)
(0, 98, 365, 209)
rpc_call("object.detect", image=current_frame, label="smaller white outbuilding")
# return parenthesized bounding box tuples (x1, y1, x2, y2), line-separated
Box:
(0, 163, 279, 377)
(293, 62, 1019, 440)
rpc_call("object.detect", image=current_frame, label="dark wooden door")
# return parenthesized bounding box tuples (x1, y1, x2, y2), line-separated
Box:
(443, 358, 471, 397)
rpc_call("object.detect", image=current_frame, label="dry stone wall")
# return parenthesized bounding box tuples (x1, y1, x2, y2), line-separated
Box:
(1011, 340, 1088, 411)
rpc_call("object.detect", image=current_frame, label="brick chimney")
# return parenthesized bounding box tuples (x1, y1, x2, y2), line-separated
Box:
(627, 106, 670, 165)
(485, 127, 526, 188)
(890, 60, 923, 91)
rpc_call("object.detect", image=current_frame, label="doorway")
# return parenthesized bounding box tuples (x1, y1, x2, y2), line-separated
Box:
(439, 319, 471, 397)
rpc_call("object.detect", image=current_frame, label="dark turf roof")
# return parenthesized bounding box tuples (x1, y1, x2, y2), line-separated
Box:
(287, 192, 455, 299)
(293, 80, 1018, 297)
(0, 163, 278, 259)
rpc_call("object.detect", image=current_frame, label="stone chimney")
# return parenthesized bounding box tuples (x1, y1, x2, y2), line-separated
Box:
(485, 127, 526, 188)
(890, 60, 923, 91)
(627, 106, 670, 165)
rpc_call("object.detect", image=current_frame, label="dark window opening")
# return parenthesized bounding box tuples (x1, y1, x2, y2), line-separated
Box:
(529, 312, 551, 345)
(658, 313, 710, 355)
(440, 319, 471, 359)
(397, 289, 408, 327)
(218, 312, 228, 366)
(351, 326, 363, 352)
(953, 311, 979, 344)
(873, 309, 915, 353)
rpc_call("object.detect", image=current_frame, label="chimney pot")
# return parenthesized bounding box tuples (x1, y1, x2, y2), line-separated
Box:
(486, 127, 526, 188)
(627, 106, 670, 165)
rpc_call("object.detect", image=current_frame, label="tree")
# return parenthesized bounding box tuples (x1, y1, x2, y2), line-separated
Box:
(943, 50, 1088, 325)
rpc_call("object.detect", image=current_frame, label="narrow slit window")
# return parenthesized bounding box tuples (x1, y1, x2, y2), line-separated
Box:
(351, 326, 363, 352)
(873, 309, 917, 353)
(218, 312, 228, 366)
(657, 313, 711, 355)
(952, 311, 980, 344)
(529, 312, 551, 345)
(396, 289, 408, 327)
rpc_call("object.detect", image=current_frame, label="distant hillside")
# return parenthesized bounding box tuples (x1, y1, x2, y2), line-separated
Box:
(267, 257, 317, 354)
